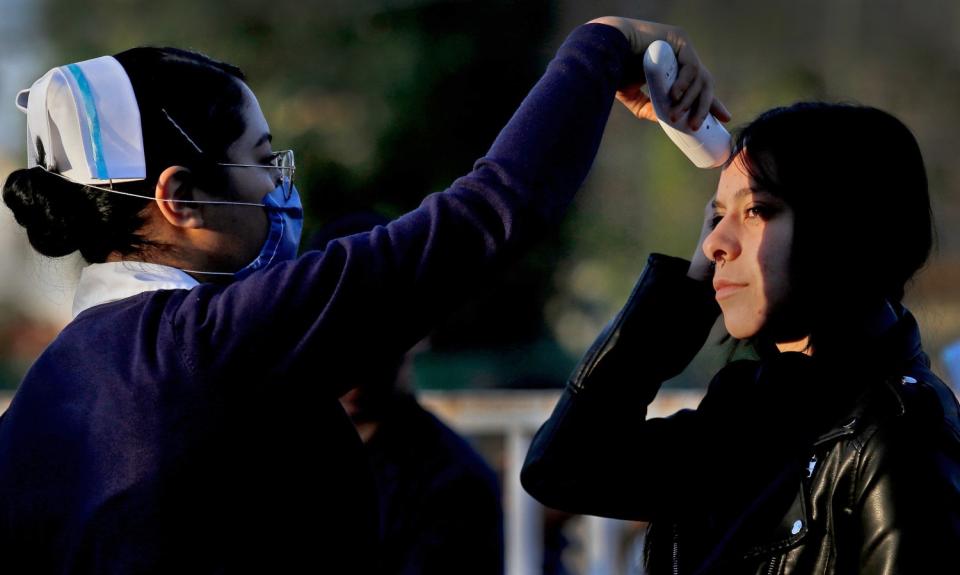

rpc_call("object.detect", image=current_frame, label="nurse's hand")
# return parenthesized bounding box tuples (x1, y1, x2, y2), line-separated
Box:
(589, 17, 731, 130)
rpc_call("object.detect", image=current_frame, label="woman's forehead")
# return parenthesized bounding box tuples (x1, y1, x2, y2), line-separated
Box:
(714, 164, 781, 208)
(715, 158, 753, 203)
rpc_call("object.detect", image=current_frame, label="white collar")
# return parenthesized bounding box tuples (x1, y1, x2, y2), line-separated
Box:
(72, 261, 199, 318)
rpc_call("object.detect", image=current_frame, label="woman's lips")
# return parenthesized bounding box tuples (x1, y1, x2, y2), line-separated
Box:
(713, 279, 747, 300)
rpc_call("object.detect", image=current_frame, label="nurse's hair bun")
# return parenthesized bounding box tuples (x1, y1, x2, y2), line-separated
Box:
(4, 165, 86, 258)
(3, 140, 151, 262)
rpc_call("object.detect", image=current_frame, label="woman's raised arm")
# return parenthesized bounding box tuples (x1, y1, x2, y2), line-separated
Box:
(521, 254, 720, 520)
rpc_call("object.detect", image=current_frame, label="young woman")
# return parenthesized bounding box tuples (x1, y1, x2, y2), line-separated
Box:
(522, 103, 960, 573)
(0, 17, 727, 573)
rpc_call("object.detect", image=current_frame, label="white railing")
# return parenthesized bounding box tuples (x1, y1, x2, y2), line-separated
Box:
(419, 389, 703, 575)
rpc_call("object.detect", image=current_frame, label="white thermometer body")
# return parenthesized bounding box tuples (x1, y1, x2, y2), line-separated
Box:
(642, 40, 731, 168)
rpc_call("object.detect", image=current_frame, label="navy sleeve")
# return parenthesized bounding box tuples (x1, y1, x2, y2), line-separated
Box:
(170, 24, 633, 394)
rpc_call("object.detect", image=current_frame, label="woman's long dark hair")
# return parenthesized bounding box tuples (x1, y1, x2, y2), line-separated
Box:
(731, 102, 933, 356)
(2, 47, 248, 263)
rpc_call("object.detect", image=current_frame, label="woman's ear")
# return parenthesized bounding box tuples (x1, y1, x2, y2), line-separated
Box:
(155, 166, 204, 228)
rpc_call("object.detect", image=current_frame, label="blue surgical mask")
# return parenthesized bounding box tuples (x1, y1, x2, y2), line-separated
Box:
(233, 182, 304, 280)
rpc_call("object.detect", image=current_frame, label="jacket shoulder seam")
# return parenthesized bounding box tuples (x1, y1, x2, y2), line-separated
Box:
(848, 422, 882, 509)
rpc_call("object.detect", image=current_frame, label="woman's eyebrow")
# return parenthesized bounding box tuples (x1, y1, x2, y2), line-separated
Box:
(712, 187, 757, 209)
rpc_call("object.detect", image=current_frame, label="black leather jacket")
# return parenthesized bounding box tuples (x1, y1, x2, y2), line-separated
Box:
(521, 254, 960, 574)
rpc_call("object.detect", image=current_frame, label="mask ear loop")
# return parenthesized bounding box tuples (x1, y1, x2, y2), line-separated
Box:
(47, 168, 302, 279)
(43, 170, 267, 278)
(45, 169, 268, 207)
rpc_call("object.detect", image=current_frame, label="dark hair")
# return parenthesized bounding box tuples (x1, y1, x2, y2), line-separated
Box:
(2, 47, 248, 263)
(730, 102, 933, 353)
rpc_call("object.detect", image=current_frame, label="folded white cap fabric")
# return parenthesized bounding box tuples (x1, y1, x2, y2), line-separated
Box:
(16, 55, 146, 184)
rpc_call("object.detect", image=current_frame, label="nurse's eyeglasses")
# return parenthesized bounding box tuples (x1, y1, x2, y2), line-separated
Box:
(162, 109, 296, 201)
(218, 150, 296, 201)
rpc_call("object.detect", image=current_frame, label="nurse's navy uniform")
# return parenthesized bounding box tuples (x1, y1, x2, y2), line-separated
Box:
(0, 24, 632, 573)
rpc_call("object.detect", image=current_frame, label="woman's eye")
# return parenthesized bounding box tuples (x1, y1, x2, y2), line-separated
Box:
(745, 205, 771, 220)
(710, 214, 723, 229)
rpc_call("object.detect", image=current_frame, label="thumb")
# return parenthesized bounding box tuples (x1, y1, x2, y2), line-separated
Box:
(615, 86, 659, 122)
(635, 99, 658, 123)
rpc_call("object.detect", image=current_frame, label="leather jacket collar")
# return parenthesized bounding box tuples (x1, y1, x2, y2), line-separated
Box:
(695, 303, 934, 571)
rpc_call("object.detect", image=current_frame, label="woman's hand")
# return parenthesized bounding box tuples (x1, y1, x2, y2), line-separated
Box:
(589, 17, 731, 130)
(687, 195, 717, 282)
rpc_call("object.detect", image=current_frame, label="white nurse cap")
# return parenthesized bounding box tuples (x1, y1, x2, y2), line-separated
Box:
(15, 55, 146, 185)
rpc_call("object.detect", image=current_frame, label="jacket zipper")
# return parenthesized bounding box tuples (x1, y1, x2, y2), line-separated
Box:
(806, 453, 818, 478)
(672, 522, 679, 575)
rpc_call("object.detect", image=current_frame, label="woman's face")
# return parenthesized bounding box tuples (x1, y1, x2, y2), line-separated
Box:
(196, 82, 281, 272)
(702, 153, 795, 339)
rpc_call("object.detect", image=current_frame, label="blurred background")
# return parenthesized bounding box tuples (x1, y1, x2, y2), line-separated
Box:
(1, 0, 958, 573)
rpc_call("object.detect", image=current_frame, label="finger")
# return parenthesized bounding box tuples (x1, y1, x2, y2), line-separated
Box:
(615, 90, 641, 117)
(636, 100, 658, 122)
(624, 95, 657, 121)
(670, 42, 701, 97)
(710, 99, 732, 122)
(616, 85, 656, 121)
(673, 74, 704, 122)
(688, 82, 713, 130)
(616, 83, 645, 104)
(670, 60, 698, 103)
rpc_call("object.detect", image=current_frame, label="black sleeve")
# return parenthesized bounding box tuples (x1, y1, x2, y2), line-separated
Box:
(521, 253, 720, 521)
(853, 380, 960, 573)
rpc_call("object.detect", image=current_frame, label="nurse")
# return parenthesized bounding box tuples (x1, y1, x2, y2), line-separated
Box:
(0, 17, 727, 573)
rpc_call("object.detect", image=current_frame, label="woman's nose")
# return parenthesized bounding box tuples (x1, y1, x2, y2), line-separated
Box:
(702, 217, 740, 265)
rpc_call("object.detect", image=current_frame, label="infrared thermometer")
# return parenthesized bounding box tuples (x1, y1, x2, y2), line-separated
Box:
(642, 40, 731, 168)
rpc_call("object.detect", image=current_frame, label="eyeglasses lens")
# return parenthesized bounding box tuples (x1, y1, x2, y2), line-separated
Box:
(275, 150, 295, 200)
